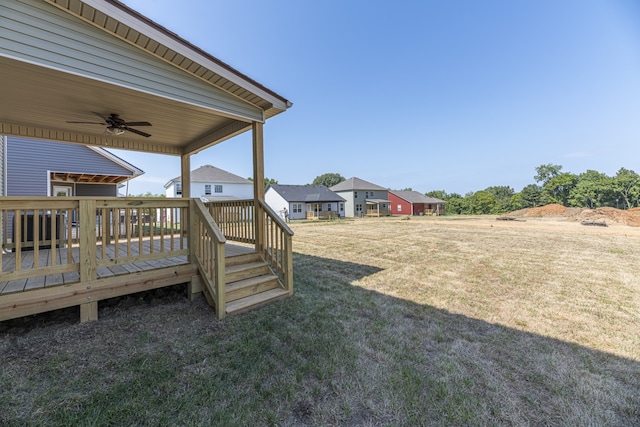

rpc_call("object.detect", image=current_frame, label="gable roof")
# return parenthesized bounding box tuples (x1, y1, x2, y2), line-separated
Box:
(330, 177, 387, 192)
(165, 164, 251, 187)
(1, 0, 291, 156)
(390, 190, 445, 204)
(268, 185, 345, 203)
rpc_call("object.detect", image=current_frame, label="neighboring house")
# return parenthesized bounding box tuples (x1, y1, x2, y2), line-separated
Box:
(4, 136, 143, 197)
(330, 177, 391, 217)
(265, 184, 346, 220)
(389, 190, 446, 216)
(164, 164, 253, 201)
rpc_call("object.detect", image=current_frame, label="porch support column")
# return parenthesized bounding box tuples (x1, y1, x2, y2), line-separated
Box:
(252, 121, 265, 253)
(181, 154, 191, 198)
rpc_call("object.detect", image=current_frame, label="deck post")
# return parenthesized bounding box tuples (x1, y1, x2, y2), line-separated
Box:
(284, 233, 294, 296)
(181, 154, 191, 198)
(79, 199, 98, 321)
(252, 121, 265, 253)
(80, 301, 98, 322)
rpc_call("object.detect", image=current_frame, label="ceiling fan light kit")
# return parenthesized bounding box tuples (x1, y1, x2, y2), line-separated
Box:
(106, 125, 125, 135)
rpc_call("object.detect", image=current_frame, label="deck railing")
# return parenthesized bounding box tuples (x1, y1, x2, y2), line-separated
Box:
(1, 198, 79, 284)
(191, 199, 226, 318)
(0, 197, 189, 283)
(204, 199, 294, 295)
(258, 200, 294, 295)
(204, 199, 255, 243)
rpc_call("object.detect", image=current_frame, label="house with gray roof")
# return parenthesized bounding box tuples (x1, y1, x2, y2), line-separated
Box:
(330, 177, 391, 217)
(389, 190, 446, 216)
(164, 164, 253, 201)
(265, 184, 346, 220)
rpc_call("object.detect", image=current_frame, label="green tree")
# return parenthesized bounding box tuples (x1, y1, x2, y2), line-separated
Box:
(534, 163, 563, 186)
(613, 168, 640, 209)
(468, 191, 499, 214)
(542, 172, 578, 206)
(443, 193, 467, 215)
(518, 184, 543, 208)
(568, 170, 612, 208)
(426, 190, 448, 200)
(484, 186, 514, 212)
(311, 173, 345, 188)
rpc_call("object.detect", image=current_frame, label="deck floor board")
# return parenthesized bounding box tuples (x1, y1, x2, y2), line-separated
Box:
(1, 240, 254, 295)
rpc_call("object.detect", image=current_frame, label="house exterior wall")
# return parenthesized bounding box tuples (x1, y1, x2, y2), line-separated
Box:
(305, 202, 342, 218)
(264, 188, 290, 220)
(336, 191, 356, 217)
(166, 180, 253, 199)
(338, 189, 390, 217)
(389, 193, 412, 215)
(1, 0, 263, 122)
(76, 183, 118, 197)
(6, 137, 131, 196)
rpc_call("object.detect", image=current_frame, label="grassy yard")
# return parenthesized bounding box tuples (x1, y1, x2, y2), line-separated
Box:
(1, 215, 639, 425)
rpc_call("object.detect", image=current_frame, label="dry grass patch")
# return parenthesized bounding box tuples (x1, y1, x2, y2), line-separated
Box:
(1, 215, 639, 425)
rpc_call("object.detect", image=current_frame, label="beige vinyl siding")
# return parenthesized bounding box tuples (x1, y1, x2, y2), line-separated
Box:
(1, 0, 263, 122)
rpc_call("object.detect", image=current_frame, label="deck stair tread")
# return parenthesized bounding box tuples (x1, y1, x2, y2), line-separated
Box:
(225, 261, 271, 283)
(226, 287, 289, 315)
(225, 273, 280, 302)
(224, 252, 261, 267)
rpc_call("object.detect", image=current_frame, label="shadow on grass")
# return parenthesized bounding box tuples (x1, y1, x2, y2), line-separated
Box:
(0, 252, 638, 425)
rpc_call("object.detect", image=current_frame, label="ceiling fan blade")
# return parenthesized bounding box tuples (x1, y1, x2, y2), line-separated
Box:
(124, 121, 152, 127)
(125, 127, 152, 138)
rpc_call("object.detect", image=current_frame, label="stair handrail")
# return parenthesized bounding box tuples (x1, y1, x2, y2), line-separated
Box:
(191, 199, 227, 318)
(258, 200, 294, 295)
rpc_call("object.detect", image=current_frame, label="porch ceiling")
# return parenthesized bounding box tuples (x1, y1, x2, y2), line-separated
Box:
(0, 56, 236, 156)
(0, 0, 291, 158)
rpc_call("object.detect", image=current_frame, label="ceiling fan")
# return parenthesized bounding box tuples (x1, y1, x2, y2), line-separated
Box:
(67, 112, 152, 137)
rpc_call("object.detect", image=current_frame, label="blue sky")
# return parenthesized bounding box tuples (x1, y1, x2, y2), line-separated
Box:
(113, 0, 640, 196)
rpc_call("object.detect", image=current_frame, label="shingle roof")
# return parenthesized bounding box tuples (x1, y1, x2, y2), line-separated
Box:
(165, 165, 251, 187)
(329, 177, 387, 192)
(390, 190, 445, 204)
(269, 185, 345, 203)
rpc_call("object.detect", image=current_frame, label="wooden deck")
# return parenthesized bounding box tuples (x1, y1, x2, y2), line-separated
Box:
(1, 239, 254, 296)
(1, 198, 293, 322)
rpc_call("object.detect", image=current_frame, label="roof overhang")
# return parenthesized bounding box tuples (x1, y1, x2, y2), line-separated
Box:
(0, 0, 291, 157)
(50, 171, 132, 184)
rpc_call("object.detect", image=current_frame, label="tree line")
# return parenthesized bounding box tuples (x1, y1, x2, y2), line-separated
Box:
(427, 164, 640, 215)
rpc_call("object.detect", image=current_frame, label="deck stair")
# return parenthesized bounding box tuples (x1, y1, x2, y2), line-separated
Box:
(224, 252, 288, 315)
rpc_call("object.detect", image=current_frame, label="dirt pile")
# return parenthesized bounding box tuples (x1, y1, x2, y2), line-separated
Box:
(509, 204, 640, 227)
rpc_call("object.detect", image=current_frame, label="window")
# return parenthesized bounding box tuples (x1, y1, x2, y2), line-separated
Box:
(356, 204, 362, 212)
(204, 184, 212, 195)
(370, 191, 374, 198)
(340, 203, 344, 212)
(215, 184, 223, 193)
(354, 191, 358, 199)
(293, 203, 302, 213)
(398, 204, 402, 212)
(327, 204, 332, 211)
(175, 183, 182, 195)
(365, 191, 369, 198)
